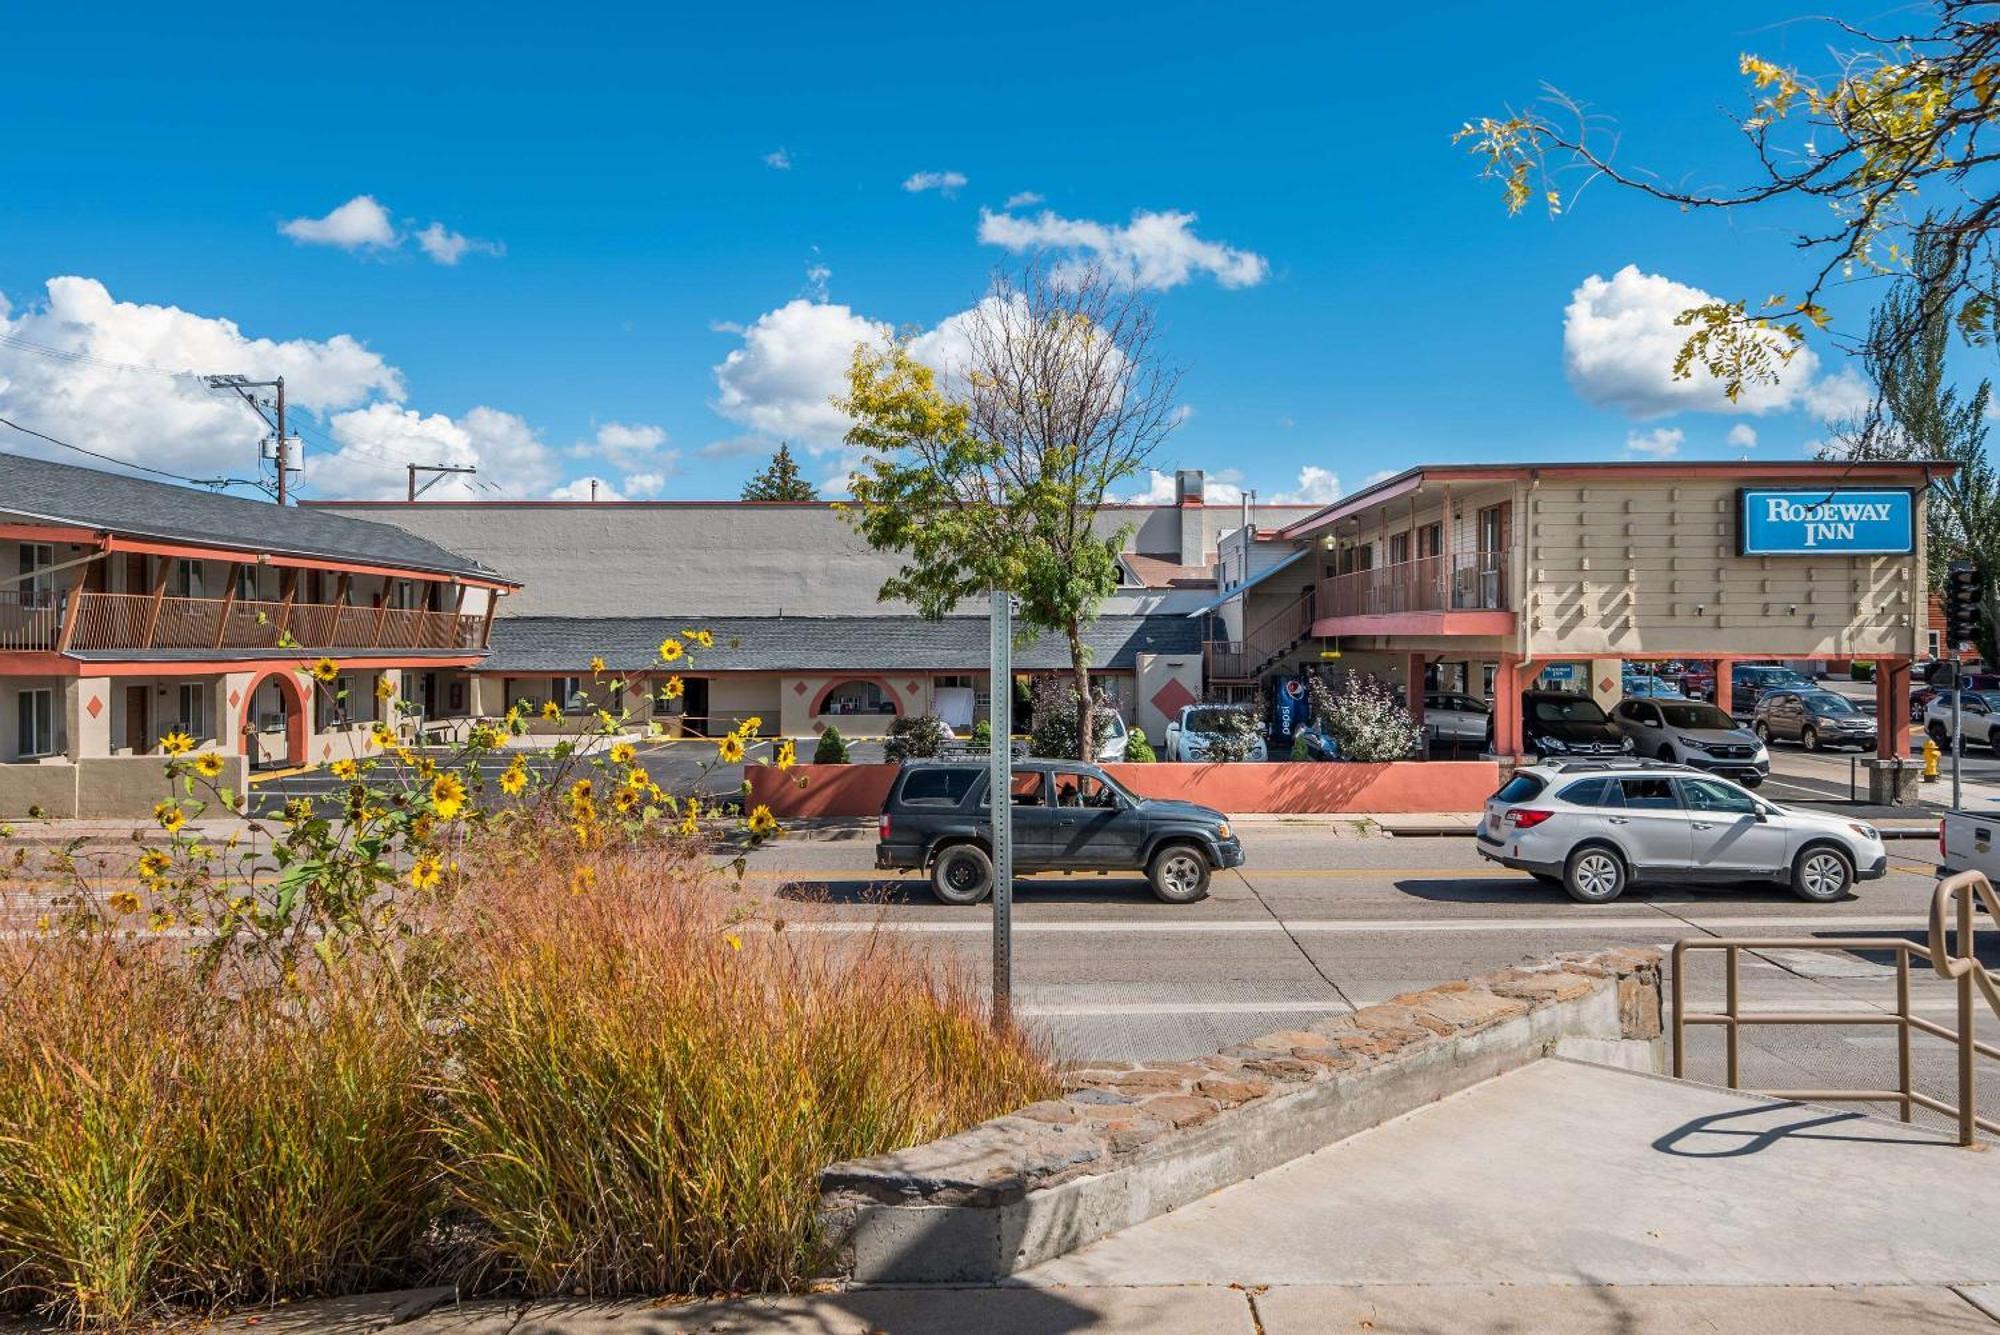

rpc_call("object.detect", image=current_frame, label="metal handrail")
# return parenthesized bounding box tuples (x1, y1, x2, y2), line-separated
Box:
(1670, 870, 2000, 1147)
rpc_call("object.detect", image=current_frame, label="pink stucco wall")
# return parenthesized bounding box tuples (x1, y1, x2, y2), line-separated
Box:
(743, 759, 1500, 819)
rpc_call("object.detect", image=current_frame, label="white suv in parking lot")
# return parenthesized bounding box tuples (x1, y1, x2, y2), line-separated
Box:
(1476, 761, 1886, 904)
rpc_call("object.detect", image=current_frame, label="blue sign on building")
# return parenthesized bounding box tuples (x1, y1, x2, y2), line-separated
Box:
(1738, 488, 1915, 557)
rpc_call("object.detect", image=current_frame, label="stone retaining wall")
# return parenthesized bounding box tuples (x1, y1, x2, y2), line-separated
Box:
(818, 947, 1662, 1283)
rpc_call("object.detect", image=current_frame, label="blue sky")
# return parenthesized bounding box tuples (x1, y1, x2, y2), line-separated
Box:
(0, 2, 1897, 504)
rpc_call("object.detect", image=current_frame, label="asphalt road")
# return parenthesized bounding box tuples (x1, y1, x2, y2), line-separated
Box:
(725, 823, 1997, 1138)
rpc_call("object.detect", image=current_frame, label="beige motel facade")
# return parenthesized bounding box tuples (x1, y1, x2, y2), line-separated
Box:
(0, 452, 516, 818)
(1205, 459, 1942, 798)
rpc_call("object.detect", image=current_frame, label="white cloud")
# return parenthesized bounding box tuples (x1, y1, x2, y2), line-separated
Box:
(573, 420, 671, 472)
(708, 319, 746, 335)
(1272, 466, 1343, 505)
(1727, 423, 1759, 449)
(804, 261, 831, 303)
(711, 299, 892, 445)
(313, 402, 563, 500)
(1003, 191, 1044, 209)
(1563, 265, 1834, 418)
(763, 147, 792, 170)
(415, 222, 503, 265)
(280, 195, 397, 251)
(621, 471, 667, 497)
(1799, 367, 1873, 423)
(1625, 426, 1684, 459)
(549, 475, 621, 501)
(978, 207, 1269, 290)
(698, 434, 775, 459)
(903, 170, 968, 196)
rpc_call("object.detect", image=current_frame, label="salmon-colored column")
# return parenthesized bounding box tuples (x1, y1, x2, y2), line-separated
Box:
(1711, 658, 1732, 716)
(1406, 652, 1427, 758)
(1876, 657, 1910, 761)
(1491, 655, 1524, 759)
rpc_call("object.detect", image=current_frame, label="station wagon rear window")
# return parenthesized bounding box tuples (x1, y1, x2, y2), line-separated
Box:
(1493, 774, 1546, 803)
(896, 768, 979, 806)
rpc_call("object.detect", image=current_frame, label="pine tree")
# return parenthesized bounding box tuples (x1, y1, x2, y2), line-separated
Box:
(740, 444, 817, 502)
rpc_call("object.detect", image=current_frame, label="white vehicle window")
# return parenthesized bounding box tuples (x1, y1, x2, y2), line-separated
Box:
(1680, 778, 1757, 814)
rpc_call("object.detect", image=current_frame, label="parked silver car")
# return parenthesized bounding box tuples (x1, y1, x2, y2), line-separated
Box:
(1609, 697, 1769, 786)
(1476, 760, 1886, 904)
(1162, 704, 1269, 762)
(1421, 692, 1491, 745)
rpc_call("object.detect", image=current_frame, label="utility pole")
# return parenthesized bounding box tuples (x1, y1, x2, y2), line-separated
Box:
(407, 462, 478, 501)
(204, 375, 298, 504)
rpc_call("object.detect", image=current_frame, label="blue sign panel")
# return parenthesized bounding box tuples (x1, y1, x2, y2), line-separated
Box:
(1540, 663, 1576, 684)
(1738, 488, 1915, 556)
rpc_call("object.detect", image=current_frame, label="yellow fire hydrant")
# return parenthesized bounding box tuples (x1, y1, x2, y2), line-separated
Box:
(1923, 737, 1942, 782)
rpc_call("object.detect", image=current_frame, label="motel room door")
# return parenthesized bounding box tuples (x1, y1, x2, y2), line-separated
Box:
(124, 685, 149, 753)
(681, 678, 710, 736)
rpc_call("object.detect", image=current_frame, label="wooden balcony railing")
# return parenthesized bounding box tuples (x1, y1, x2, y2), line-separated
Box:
(1317, 551, 1509, 620)
(6, 589, 488, 655)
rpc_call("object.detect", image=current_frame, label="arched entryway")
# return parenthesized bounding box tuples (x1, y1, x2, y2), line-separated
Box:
(809, 677, 902, 720)
(239, 668, 310, 770)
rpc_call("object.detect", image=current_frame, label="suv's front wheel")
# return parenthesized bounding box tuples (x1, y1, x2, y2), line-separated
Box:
(1563, 845, 1628, 904)
(1147, 843, 1211, 904)
(1791, 844, 1854, 903)
(930, 843, 994, 905)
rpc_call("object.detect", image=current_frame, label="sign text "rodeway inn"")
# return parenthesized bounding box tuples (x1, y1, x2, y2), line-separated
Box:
(1737, 488, 1915, 556)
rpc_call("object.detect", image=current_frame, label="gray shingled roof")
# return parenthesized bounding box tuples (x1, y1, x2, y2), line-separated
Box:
(482, 614, 1203, 673)
(0, 451, 507, 581)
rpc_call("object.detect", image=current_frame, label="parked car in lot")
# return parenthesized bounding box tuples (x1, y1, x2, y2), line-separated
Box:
(1162, 704, 1269, 762)
(1608, 697, 1769, 786)
(1731, 664, 1817, 714)
(1491, 691, 1634, 759)
(1476, 760, 1886, 904)
(1751, 689, 1878, 752)
(1620, 673, 1684, 699)
(1094, 711, 1131, 764)
(1421, 692, 1491, 746)
(875, 759, 1245, 904)
(1925, 690, 2000, 750)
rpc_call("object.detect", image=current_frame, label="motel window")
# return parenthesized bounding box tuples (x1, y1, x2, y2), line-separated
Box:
(822, 680, 894, 716)
(551, 676, 585, 713)
(176, 683, 209, 739)
(1388, 532, 1411, 565)
(170, 559, 206, 599)
(235, 566, 260, 601)
(1929, 630, 1943, 658)
(316, 677, 355, 731)
(1418, 523, 1443, 559)
(17, 688, 56, 758)
(17, 544, 55, 608)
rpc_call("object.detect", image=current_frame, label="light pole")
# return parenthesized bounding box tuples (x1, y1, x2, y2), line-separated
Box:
(989, 588, 1014, 1029)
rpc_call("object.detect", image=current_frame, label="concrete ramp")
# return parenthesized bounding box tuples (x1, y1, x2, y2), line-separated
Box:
(1021, 1057, 2000, 1291)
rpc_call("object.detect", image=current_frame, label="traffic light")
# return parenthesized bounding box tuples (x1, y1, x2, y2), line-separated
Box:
(1945, 561, 1983, 649)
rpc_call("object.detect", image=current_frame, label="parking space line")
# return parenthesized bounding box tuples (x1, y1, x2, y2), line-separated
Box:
(778, 913, 1925, 935)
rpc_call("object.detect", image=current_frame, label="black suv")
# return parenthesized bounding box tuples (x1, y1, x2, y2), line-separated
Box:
(875, 759, 1244, 905)
(1488, 691, 1635, 759)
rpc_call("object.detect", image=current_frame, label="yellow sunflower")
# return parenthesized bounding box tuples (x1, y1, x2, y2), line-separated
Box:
(774, 738, 796, 770)
(309, 657, 340, 684)
(713, 733, 743, 764)
(736, 716, 763, 737)
(431, 772, 468, 821)
(158, 729, 194, 755)
(375, 675, 396, 701)
(330, 758, 359, 780)
(369, 723, 397, 749)
(611, 786, 640, 815)
(658, 637, 684, 663)
(684, 627, 714, 649)
(109, 889, 142, 916)
(137, 849, 172, 882)
(541, 700, 562, 721)
(498, 763, 528, 796)
(661, 675, 685, 701)
(153, 801, 186, 835)
(746, 804, 780, 836)
(408, 855, 442, 890)
(610, 742, 637, 765)
(194, 751, 227, 779)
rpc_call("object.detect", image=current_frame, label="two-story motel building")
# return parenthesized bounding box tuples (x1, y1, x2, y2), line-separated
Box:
(0, 452, 515, 817)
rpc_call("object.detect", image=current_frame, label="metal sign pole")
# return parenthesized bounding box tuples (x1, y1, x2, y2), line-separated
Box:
(989, 589, 1014, 1029)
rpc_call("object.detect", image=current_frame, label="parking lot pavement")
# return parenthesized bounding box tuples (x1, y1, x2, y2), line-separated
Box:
(728, 825, 1996, 1135)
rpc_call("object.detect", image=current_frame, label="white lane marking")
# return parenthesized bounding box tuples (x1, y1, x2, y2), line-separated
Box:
(1018, 1000, 1354, 1016)
(778, 913, 1926, 935)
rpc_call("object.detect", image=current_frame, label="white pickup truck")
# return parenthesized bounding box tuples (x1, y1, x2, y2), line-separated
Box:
(1940, 809, 2000, 877)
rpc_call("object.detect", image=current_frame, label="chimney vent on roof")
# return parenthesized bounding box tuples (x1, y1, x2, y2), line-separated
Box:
(1175, 469, 1204, 506)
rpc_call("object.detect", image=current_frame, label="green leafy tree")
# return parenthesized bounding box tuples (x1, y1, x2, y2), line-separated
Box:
(840, 261, 1183, 760)
(740, 443, 818, 502)
(1458, 5, 2000, 397)
(1026, 674, 1117, 759)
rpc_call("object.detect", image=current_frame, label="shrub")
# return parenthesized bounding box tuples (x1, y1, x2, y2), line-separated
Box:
(1027, 675, 1117, 759)
(1850, 660, 1876, 680)
(883, 714, 952, 763)
(1123, 729, 1157, 762)
(1308, 675, 1423, 762)
(813, 725, 851, 764)
(1290, 732, 1310, 761)
(969, 718, 992, 749)
(1193, 707, 1265, 763)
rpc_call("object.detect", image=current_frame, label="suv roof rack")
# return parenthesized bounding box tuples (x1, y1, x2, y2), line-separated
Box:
(1550, 759, 1702, 775)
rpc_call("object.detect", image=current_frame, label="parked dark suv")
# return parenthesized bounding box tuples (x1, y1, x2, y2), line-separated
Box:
(1751, 689, 1878, 752)
(1489, 691, 1634, 759)
(875, 759, 1244, 905)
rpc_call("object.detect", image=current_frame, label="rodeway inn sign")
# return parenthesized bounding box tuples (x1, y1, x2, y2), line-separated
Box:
(1737, 487, 1916, 557)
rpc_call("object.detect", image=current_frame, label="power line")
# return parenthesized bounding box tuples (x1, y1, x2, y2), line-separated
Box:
(0, 332, 197, 379)
(0, 415, 258, 491)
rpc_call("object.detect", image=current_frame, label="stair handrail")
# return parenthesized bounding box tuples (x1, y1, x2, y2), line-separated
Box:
(1932, 869, 2000, 1019)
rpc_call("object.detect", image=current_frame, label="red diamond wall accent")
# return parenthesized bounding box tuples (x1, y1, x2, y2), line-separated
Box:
(1150, 677, 1198, 721)
(905, 680, 921, 695)
(792, 681, 809, 696)
(85, 695, 103, 719)
(228, 689, 241, 708)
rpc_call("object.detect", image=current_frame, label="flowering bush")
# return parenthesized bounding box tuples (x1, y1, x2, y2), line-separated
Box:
(883, 713, 952, 763)
(1309, 674, 1424, 762)
(0, 629, 1053, 1326)
(1027, 675, 1117, 759)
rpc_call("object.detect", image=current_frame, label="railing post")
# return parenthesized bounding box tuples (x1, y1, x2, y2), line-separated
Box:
(141, 562, 169, 649)
(212, 562, 241, 649)
(1897, 945, 1913, 1124)
(55, 584, 85, 653)
(1725, 945, 1741, 1089)
(1962, 886, 1978, 1148)
(1670, 942, 1686, 1078)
